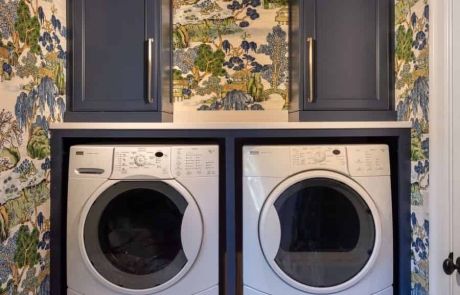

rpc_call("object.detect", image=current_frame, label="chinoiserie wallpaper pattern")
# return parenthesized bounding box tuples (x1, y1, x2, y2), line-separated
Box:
(172, 0, 289, 111)
(395, 0, 430, 294)
(0, 1, 429, 295)
(0, 0, 66, 293)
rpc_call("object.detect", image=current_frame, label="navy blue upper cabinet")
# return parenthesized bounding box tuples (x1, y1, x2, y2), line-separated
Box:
(66, 0, 173, 122)
(289, 0, 396, 122)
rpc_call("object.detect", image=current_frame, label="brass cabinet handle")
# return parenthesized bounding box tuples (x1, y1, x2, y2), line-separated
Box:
(307, 37, 315, 103)
(147, 38, 154, 103)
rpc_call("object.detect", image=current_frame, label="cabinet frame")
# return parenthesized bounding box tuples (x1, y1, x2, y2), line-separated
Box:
(289, 0, 397, 121)
(66, 0, 173, 122)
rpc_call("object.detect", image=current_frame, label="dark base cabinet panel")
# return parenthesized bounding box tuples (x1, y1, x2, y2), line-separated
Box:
(50, 128, 411, 295)
(289, 110, 397, 122)
(64, 112, 173, 122)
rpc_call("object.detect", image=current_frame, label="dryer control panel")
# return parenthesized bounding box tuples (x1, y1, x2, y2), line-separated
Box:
(111, 147, 172, 179)
(243, 144, 390, 177)
(290, 145, 390, 176)
(290, 146, 348, 175)
(347, 145, 391, 176)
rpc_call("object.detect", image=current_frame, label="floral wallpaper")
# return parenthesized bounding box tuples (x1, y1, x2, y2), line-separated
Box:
(395, 0, 430, 294)
(0, 0, 66, 294)
(172, 0, 289, 112)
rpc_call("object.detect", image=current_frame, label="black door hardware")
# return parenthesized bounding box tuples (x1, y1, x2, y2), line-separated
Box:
(443, 252, 460, 275)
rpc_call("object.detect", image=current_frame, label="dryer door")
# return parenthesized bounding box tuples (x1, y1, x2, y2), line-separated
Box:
(79, 180, 203, 294)
(259, 170, 382, 294)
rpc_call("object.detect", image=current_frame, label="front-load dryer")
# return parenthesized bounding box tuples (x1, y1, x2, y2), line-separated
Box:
(243, 145, 393, 295)
(67, 145, 219, 295)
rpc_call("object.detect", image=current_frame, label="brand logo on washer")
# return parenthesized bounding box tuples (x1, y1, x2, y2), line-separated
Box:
(249, 151, 260, 156)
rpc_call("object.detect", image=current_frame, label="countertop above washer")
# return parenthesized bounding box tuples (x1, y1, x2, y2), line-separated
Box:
(50, 121, 411, 130)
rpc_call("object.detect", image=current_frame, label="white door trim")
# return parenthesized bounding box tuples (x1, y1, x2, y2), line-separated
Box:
(430, 0, 453, 292)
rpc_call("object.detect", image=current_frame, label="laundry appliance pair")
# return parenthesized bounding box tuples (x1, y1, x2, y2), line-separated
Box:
(66, 144, 393, 295)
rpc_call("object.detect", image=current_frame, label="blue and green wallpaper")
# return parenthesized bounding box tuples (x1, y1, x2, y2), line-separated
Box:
(395, 0, 430, 294)
(172, 0, 289, 111)
(0, 0, 430, 294)
(0, 0, 66, 293)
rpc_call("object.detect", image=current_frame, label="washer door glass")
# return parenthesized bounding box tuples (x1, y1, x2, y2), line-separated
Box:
(272, 178, 376, 288)
(84, 181, 188, 290)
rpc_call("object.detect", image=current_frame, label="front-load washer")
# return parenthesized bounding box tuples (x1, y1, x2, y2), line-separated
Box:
(67, 145, 219, 295)
(243, 145, 393, 295)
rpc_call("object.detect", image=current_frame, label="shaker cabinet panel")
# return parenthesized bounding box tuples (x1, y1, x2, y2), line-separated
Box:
(291, 0, 395, 121)
(316, 0, 377, 103)
(81, 0, 147, 111)
(67, 0, 172, 122)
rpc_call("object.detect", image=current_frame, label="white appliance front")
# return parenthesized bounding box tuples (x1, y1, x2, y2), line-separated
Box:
(242, 286, 394, 295)
(67, 145, 219, 295)
(243, 145, 393, 295)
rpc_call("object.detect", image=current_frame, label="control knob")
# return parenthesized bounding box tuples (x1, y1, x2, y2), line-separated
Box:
(312, 150, 326, 163)
(134, 155, 147, 166)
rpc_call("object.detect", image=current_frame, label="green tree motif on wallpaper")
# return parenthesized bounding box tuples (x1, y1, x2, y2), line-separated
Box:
(0, 0, 67, 92)
(0, 110, 23, 171)
(14, 227, 39, 295)
(174, 44, 227, 83)
(14, 0, 41, 56)
(0, 225, 40, 295)
(19, 267, 39, 295)
(173, 69, 185, 80)
(27, 127, 49, 159)
(195, 44, 227, 79)
(247, 73, 264, 102)
(395, 25, 415, 75)
(0, 0, 20, 64)
(196, 76, 223, 99)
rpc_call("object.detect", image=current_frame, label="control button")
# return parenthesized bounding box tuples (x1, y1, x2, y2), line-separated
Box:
(134, 155, 147, 166)
(333, 149, 341, 155)
(155, 152, 164, 158)
(312, 151, 327, 163)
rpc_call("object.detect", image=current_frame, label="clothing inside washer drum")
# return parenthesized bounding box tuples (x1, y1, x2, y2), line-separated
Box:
(84, 182, 190, 289)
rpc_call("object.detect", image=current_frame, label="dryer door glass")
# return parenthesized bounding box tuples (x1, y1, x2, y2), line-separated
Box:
(272, 178, 376, 288)
(84, 181, 188, 289)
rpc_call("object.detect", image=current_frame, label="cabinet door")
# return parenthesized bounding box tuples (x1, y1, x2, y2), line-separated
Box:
(72, 0, 165, 112)
(301, 0, 391, 111)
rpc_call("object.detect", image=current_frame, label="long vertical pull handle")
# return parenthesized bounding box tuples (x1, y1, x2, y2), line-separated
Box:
(147, 38, 154, 103)
(307, 37, 315, 103)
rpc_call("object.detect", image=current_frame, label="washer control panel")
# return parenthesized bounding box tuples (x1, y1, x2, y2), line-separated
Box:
(291, 146, 348, 175)
(111, 147, 172, 179)
(171, 146, 219, 177)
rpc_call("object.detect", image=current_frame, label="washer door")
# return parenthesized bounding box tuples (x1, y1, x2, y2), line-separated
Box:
(259, 171, 382, 294)
(79, 180, 203, 294)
